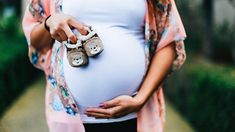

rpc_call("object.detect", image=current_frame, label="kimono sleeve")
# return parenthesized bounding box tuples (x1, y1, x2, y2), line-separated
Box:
(156, 0, 187, 71)
(22, 0, 51, 71)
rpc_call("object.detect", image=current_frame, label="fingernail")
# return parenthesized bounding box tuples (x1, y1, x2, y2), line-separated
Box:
(99, 103, 104, 108)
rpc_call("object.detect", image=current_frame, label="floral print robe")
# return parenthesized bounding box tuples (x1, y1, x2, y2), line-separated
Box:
(22, 0, 187, 131)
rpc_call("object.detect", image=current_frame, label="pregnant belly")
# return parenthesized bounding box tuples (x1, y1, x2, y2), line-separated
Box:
(63, 27, 146, 113)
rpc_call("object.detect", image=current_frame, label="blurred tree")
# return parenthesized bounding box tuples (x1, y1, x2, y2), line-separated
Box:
(229, 0, 235, 64)
(229, 0, 235, 8)
(1, 0, 21, 18)
(202, 0, 214, 59)
(0, 1, 3, 18)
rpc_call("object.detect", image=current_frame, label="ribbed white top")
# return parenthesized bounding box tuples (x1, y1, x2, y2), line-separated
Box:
(62, 0, 146, 123)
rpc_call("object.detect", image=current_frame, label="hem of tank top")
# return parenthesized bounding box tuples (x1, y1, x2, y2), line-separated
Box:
(81, 112, 137, 124)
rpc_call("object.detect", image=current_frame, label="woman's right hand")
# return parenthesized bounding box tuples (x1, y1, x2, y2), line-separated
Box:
(46, 13, 88, 43)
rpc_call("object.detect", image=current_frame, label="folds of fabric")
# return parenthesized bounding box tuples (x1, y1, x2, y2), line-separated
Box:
(22, 0, 187, 132)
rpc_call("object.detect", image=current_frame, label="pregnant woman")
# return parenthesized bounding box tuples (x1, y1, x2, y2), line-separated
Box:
(22, 0, 186, 131)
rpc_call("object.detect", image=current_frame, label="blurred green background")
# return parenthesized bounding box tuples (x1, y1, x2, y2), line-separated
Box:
(0, 0, 40, 116)
(0, 0, 235, 132)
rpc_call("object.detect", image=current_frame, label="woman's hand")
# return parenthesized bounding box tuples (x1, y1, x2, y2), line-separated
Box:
(30, 13, 88, 52)
(85, 95, 143, 119)
(46, 13, 88, 43)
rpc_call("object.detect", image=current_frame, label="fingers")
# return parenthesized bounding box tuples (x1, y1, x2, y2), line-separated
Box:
(58, 31, 68, 42)
(62, 24, 77, 43)
(86, 108, 109, 114)
(51, 33, 62, 42)
(51, 31, 67, 43)
(48, 13, 88, 43)
(85, 96, 138, 119)
(86, 112, 108, 118)
(101, 98, 120, 109)
(68, 18, 88, 35)
(85, 108, 110, 118)
(51, 27, 76, 43)
(85, 106, 122, 118)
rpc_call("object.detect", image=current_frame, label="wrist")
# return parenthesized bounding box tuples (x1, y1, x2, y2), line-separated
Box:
(133, 94, 147, 110)
(44, 15, 51, 32)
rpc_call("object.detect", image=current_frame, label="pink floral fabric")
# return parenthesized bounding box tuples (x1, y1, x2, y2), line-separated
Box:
(22, 0, 186, 131)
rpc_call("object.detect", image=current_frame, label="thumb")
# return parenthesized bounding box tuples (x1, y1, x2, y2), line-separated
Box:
(100, 98, 120, 109)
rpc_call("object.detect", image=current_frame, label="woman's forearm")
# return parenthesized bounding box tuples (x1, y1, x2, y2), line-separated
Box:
(134, 43, 176, 107)
(30, 13, 89, 54)
(84, 43, 177, 118)
(30, 21, 54, 54)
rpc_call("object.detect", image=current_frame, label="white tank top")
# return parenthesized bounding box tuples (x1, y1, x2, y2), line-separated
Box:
(62, 0, 147, 123)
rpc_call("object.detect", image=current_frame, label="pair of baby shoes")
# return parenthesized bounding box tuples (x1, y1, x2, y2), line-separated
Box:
(63, 26, 104, 67)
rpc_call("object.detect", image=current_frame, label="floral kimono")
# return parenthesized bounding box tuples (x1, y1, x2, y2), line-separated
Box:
(22, 0, 186, 131)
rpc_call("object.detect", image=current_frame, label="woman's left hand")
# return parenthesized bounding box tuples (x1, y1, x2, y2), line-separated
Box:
(85, 95, 143, 119)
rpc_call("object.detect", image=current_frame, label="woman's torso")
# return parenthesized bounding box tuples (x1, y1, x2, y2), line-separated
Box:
(62, 0, 147, 123)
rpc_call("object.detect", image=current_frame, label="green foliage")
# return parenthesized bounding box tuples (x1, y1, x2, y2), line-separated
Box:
(176, 0, 235, 64)
(0, 15, 19, 37)
(175, 0, 205, 52)
(0, 16, 26, 68)
(164, 56, 235, 132)
(212, 22, 235, 63)
(0, 16, 40, 117)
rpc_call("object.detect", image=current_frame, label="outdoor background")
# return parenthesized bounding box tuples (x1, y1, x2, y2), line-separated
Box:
(0, 0, 235, 132)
